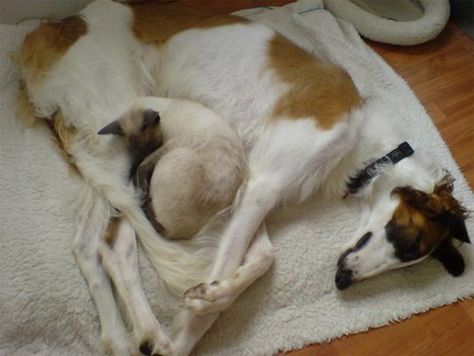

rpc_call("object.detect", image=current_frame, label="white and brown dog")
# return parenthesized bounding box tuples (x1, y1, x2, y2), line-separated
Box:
(16, 0, 470, 355)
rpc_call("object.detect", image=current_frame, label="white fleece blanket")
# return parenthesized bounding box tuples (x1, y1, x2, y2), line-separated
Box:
(1, 1, 473, 355)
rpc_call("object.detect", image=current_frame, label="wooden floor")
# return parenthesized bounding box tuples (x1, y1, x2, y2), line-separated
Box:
(180, 1, 474, 355)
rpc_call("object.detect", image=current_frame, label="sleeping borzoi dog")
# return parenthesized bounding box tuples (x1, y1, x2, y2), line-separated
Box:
(15, 0, 470, 354)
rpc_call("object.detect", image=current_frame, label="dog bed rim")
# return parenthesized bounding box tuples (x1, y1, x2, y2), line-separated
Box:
(323, 0, 450, 45)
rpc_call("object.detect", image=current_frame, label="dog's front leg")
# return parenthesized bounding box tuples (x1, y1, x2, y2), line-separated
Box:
(99, 218, 175, 356)
(209, 178, 279, 280)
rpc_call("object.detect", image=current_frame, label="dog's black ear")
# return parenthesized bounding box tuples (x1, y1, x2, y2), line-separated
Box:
(142, 109, 160, 131)
(438, 213, 470, 244)
(98, 120, 124, 136)
(450, 216, 470, 243)
(432, 239, 465, 276)
(432, 174, 469, 243)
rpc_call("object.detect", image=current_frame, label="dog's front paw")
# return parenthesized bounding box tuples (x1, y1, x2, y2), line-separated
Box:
(183, 281, 235, 315)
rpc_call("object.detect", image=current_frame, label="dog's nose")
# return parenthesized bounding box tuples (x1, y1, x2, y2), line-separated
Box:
(335, 268, 353, 290)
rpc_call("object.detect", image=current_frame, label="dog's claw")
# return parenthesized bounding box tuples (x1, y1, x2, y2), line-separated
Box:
(183, 280, 235, 315)
(136, 329, 175, 356)
(139, 340, 153, 355)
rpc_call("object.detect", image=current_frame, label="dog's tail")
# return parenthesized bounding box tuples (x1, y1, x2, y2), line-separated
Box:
(71, 168, 221, 296)
(17, 93, 219, 295)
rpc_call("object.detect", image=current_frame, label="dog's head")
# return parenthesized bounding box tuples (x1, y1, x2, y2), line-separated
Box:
(336, 175, 470, 290)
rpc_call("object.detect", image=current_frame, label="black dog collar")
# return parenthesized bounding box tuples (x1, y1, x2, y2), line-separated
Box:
(345, 142, 414, 197)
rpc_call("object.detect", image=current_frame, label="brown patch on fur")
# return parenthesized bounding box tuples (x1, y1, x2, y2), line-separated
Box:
(130, 2, 247, 45)
(388, 177, 469, 261)
(388, 199, 448, 259)
(18, 16, 87, 84)
(103, 217, 121, 245)
(268, 35, 362, 129)
(393, 176, 468, 221)
(15, 17, 84, 175)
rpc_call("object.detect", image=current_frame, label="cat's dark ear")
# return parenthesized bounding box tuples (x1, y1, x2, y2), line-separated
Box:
(98, 120, 124, 136)
(141, 109, 161, 131)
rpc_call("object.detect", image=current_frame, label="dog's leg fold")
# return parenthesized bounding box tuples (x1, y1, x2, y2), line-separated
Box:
(99, 218, 175, 356)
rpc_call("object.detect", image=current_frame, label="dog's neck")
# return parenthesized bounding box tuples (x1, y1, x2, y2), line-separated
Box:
(327, 102, 444, 200)
(344, 141, 414, 197)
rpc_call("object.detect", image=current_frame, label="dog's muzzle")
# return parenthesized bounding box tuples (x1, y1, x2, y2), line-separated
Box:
(335, 268, 353, 290)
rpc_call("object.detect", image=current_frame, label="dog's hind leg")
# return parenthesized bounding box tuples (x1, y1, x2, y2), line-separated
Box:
(72, 192, 132, 356)
(183, 223, 273, 315)
(99, 218, 175, 356)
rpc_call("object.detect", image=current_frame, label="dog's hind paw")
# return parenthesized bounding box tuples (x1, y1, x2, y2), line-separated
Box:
(136, 330, 175, 356)
(183, 281, 235, 315)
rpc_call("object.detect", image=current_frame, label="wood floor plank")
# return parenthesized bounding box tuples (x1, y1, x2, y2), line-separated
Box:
(461, 299, 474, 322)
(367, 23, 469, 71)
(436, 93, 474, 129)
(397, 49, 473, 86)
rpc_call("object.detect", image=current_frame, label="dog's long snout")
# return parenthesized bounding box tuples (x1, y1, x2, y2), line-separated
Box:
(335, 268, 353, 290)
(336, 247, 354, 290)
(337, 248, 353, 267)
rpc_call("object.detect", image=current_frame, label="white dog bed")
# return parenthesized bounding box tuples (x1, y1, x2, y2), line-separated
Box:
(1, 1, 473, 355)
(324, 0, 450, 45)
